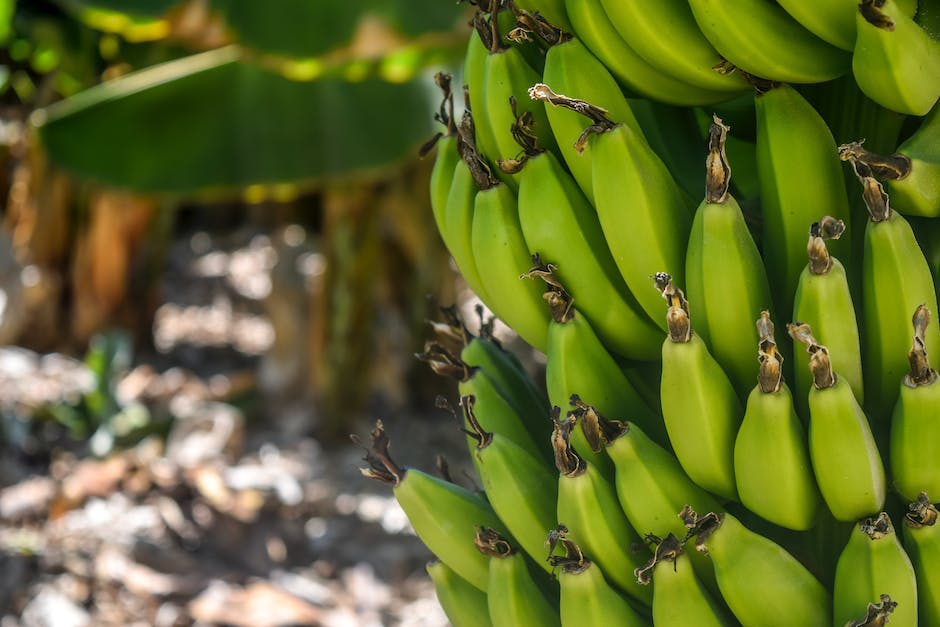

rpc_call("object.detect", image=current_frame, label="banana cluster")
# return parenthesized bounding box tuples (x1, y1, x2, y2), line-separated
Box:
(365, 0, 940, 624)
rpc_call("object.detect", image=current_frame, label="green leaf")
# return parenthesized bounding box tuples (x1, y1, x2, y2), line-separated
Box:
(34, 46, 437, 194)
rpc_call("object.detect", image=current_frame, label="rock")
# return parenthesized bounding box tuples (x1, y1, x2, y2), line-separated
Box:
(188, 580, 322, 626)
(0, 477, 56, 521)
(20, 587, 91, 627)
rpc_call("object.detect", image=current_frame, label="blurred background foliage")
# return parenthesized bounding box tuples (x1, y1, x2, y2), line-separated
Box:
(0, 0, 472, 446)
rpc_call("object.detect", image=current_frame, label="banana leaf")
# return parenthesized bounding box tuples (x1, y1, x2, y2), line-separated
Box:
(33, 46, 438, 194)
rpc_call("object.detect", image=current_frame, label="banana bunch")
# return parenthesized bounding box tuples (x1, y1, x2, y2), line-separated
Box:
(360, 0, 940, 623)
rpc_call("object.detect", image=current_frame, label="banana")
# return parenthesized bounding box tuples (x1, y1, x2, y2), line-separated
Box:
(685, 115, 775, 397)
(525, 271, 664, 459)
(687, 0, 850, 83)
(734, 311, 821, 531)
(891, 102, 940, 217)
(634, 534, 735, 626)
(788, 323, 887, 522)
(655, 273, 742, 501)
(563, 0, 737, 106)
(532, 25, 643, 204)
(426, 560, 494, 627)
(839, 104, 940, 218)
(547, 527, 650, 627)
(684, 507, 831, 626)
(356, 421, 512, 591)
(774, 0, 858, 50)
(756, 83, 853, 322)
(530, 85, 693, 330)
(775, 0, 919, 51)
(426, 73, 461, 237)
(833, 512, 919, 627)
(840, 156, 940, 420)
(470, 178, 552, 352)
(508, 118, 663, 361)
(551, 410, 653, 605)
(597, 0, 752, 93)
(482, 16, 557, 189)
(600, 413, 722, 546)
(582, 403, 722, 592)
(791, 217, 864, 419)
(465, 12, 500, 172)
(462, 395, 558, 572)
(418, 341, 550, 470)
(454, 310, 551, 439)
(890, 304, 940, 502)
(853, 0, 940, 116)
(474, 527, 560, 627)
(902, 493, 940, 626)
(441, 118, 496, 305)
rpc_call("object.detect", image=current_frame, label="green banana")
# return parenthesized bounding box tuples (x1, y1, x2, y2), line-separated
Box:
(756, 83, 853, 322)
(583, 404, 722, 592)
(833, 512, 919, 627)
(853, 0, 940, 116)
(509, 121, 663, 361)
(551, 409, 653, 605)
(788, 323, 887, 522)
(526, 272, 664, 459)
(530, 85, 693, 330)
(685, 115, 775, 397)
(634, 534, 735, 626)
(418, 342, 548, 470)
(685, 508, 831, 626)
(791, 216, 864, 418)
(890, 304, 940, 502)
(597, 0, 752, 93)
(841, 156, 940, 420)
(482, 20, 557, 189)
(775, 0, 919, 50)
(470, 178, 552, 352)
(734, 311, 821, 531)
(441, 127, 496, 305)
(426, 73, 461, 238)
(655, 273, 742, 501)
(563, 0, 736, 106)
(474, 527, 560, 627)
(547, 527, 650, 627)
(454, 311, 551, 439)
(357, 421, 511, 591)
(465, 12, 500, 171)
(600, 413, 722, 548)
(839, 104, 940, 218)
(427, 560, 494, 627)
(462, 395, 558, 572)
(687, 0, 850, 83)
(903, 493, 940, 626)
(534, 28, 643, 204)
(891, 102, 940, 217)
(774, 0, 858, 50)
